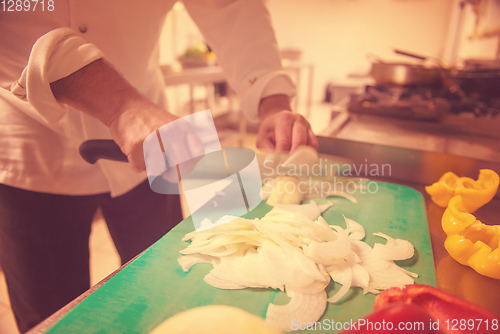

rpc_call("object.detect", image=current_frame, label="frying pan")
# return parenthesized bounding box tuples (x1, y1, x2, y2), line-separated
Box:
(388, 49, 500, 99)
(369, 49, 445, 87)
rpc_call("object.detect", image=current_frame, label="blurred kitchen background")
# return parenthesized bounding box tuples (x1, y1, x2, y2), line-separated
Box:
(157, 0, 500, 161)
(160, 0, 499, 117)
(1, 0, 500, 332)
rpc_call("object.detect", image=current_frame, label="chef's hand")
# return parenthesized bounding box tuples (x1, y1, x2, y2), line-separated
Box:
(107, 98, 204, 178)
(256, 94, 318, 152)
(50, 58, 203, 174)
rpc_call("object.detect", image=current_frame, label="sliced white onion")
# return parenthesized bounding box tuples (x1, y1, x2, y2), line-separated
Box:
(261, 178, 277, 200)
(304, 226, 350, 265)
(180, 237, 243, 256)
(255, 220, 319, 243)
(211, 251, 284, 290)
(262, 241, 327, 286)
(345, 249, 361, 264)
(197, 215, 242, 231)
(344, 215, 366, 241)
(317, 201, 333, 213)
(289, 276, 331, 295)
(350, 240, 372, 257)
(178, 205, 419, 332)
(359, 251, 415, 292)
(266, 290, 327, 332)
(177, 254, 218, 272)
(326, 261, 350, 285)
(281, 145, 319, 168)
(275, 201, 327, 221)
(205, 244, 243, 257)
(204, 273, 247, 290)
(372, 232, 414, 261)
(314, 216, 332, 231)
(263, 210, 336, 242)
(281, 232, 306, 248)
(182, 217, 254, 241)
(351, 263, 370, 288)
(401, 267, 419, 278)
(327, 261, 352, 303)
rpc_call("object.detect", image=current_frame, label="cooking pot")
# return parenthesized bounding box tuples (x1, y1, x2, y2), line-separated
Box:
(370, 62, 444, 87)
(369, 50, 446, 87)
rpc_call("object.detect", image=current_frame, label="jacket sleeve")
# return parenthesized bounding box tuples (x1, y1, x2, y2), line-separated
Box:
(10, 27, 104, 123)
(182, 0, 296, 123)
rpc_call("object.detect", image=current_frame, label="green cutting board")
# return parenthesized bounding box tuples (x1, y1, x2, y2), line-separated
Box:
(46, 181, 436, 334)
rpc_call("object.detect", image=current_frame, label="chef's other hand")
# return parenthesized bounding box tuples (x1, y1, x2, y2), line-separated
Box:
(256, 94, 318, 152)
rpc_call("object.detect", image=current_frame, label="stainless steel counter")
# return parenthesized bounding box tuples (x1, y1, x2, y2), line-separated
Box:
(325, 111, 500, 163)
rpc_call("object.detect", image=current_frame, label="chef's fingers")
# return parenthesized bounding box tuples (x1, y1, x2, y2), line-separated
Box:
(274, 118, 294, 152)
(256, 121, 276, 150)
(127, 144, 147, 173)
(256, 116, 276, 150)
(308, 128, 319, 150)
(256, 133, 276, 150)
(290, 120, 309, 152)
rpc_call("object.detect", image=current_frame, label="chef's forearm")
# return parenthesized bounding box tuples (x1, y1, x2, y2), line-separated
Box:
(50, 58, 180, 172)
(50, 58, 150, 127)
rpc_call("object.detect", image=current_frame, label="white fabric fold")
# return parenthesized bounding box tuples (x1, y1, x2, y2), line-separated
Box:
(10, 27, 105, 123)
(183, 0, 296, 121)
(261, 74, 296, 100)
(240, 70, 296, 123)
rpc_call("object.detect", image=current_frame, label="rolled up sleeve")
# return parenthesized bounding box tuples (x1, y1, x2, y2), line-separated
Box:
(10, 27, 105, 123)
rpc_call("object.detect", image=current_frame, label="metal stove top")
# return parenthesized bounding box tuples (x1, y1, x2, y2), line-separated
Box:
(322, 90, 500, 164)
(348, 84, 500, 122)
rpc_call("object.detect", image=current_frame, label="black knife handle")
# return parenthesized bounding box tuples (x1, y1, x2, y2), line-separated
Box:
(79, 139, 128, 164)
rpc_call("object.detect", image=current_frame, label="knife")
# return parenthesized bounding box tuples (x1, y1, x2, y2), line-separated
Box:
(79, 139, 128, 164)
(78, 139, 355, 180)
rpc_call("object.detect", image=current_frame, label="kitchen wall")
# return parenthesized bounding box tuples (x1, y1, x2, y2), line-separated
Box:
(267, 0, 457, 103)
(159, 0, 497, 109)
(159, 2, 202, 66)
(446, 0, 500, 62)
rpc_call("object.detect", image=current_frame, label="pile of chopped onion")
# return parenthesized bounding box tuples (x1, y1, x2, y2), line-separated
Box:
(178, 201, 417, 332)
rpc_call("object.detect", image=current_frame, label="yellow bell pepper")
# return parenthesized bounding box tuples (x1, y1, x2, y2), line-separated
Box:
(426, 169, 499, 213)
(442, 195, 500, 279)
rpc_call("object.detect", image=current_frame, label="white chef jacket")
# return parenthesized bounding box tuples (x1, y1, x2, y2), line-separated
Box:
(0, 0, 295, 197)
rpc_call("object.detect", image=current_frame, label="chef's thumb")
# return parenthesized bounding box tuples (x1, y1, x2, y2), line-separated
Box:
(128, 144, 147, 173)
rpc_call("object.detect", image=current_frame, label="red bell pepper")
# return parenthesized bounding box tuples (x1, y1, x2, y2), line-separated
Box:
(339, 285, 499, 333)
(339, 302, 434, 333)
